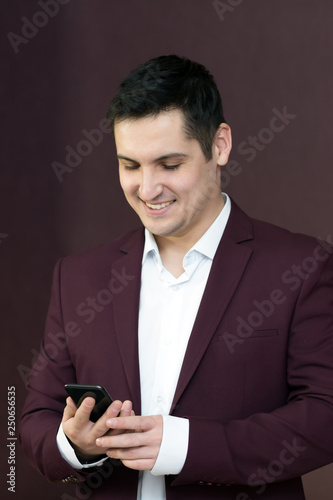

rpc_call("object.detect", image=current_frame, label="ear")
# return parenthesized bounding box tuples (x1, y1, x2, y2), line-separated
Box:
(213, 123, 232, 166)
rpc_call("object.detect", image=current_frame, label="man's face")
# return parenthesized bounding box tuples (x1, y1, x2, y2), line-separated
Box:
(115, 109, 231, 245)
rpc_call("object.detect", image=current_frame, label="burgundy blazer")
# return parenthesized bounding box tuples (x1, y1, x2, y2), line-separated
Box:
(19, 199, 333, 499)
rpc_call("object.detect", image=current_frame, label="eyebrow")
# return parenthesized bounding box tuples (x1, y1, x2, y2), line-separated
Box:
(117, 153, 190, 163)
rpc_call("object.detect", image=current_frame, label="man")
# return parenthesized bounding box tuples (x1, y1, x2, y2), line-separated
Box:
(19, 55, 333, 499)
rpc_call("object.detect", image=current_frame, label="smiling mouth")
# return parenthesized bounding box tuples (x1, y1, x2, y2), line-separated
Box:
(145, 201, 175, 210)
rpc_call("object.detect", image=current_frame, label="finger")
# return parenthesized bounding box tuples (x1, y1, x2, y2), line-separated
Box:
(106, 415, 160, 432)
(62, 397, 77, 423)
(98, 431, 143, 450)
(121, 458, 154, 471)
(119, 400, 133, 417)
(105, 400, 123, 419)
(97, 421, 161, 450)
(67, 396, 77, 410)
(90, 400, 123, 437)
(72, 397, 96, 429)
(108, 445, 157, 461)
(108, 401, 133, 436)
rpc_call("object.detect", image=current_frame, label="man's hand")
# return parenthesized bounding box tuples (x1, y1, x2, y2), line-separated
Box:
(62, 397, 134, 461)
(96, 415, 163, 471)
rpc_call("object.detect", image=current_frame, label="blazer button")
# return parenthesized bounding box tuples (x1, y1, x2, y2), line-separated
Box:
(61, 475, 80, 484)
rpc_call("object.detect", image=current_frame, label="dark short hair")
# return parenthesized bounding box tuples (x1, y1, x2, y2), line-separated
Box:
(106, 55, 226, 161)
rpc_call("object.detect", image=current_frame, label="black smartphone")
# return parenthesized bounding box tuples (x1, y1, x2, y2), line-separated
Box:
(64, 384, 113, 423)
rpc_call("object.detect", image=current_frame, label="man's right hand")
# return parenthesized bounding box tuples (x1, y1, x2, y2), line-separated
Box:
(62, 397, 134, 462)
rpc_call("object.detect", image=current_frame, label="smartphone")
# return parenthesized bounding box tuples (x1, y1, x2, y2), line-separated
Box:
(64, 384, 113, 422)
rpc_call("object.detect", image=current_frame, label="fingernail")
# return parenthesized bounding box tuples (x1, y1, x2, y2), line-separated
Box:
(96, 438, 102, 446)
(123, 401, 131, 410)
(106, 418, 116, 427)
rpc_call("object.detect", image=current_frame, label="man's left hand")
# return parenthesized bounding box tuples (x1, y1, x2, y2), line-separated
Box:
(96, 415, 163, 470)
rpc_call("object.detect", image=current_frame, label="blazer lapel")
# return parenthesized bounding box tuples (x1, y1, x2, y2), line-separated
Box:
(111, 229, 144, 414)
(171, 201, 254, 412)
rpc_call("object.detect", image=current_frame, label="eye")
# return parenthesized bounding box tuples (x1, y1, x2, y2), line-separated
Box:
(162, 164, 180, 170)
(123, 164, 140, 171)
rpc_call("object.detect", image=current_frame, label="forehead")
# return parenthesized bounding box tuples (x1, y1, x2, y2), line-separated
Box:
(114, 109, 196, 160)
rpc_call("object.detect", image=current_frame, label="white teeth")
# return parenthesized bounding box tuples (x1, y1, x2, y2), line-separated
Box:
(146, 201, 173, 210)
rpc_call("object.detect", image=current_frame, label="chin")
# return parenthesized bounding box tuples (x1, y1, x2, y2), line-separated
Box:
(152, 226, 184, 238)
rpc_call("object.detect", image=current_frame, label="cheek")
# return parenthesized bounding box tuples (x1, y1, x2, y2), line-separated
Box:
(119, 174, 136, 197)
(169, 173, 199, 197)
(182, 175, 215, 212)
(180, 176, 205, 201)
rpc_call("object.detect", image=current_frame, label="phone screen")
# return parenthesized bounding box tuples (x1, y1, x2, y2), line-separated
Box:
(64, 384, 113, 422)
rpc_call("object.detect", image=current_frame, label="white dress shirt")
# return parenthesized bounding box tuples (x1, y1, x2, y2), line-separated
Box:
(57, 193, 231, 500)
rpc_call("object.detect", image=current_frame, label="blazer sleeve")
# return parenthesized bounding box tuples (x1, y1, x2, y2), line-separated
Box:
(174, 251, 333, 487)
(18, 259, 103, 483)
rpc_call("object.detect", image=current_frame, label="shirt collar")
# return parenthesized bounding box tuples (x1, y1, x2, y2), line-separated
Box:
(142, 228, 160, 264)
(142, 192, 231, 264)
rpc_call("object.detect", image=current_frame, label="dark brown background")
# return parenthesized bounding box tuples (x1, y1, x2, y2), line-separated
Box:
(1, 1, 332, 499)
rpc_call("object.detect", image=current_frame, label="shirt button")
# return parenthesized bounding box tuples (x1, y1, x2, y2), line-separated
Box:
(156, 396, 163, 403)
(173, 285, 179, 291)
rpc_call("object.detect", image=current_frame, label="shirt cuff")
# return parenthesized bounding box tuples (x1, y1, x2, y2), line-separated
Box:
(56, 423, 108, 469)
(151, 415, 189, 476)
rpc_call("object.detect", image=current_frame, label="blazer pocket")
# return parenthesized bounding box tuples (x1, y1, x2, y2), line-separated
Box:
(246, 329, 278, 339)
(217, 329, 278, 342)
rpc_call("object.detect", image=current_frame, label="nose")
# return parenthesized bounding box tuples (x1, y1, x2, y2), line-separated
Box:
(139, 167, 163, 201)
